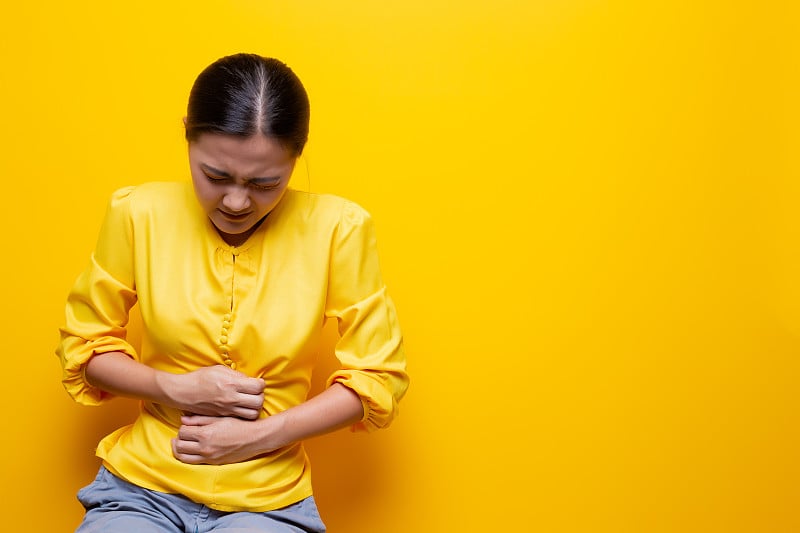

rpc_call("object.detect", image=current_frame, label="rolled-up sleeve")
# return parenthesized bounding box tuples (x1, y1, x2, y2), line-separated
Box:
(324, 202, 409, 432)
(56, 187, 139, 406)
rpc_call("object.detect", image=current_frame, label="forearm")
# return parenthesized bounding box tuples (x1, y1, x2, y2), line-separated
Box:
(85, 351, 265, 419)
(85, 351, 171, 405)
(251, 383, 363, 452)
(173, 383, 364, 464)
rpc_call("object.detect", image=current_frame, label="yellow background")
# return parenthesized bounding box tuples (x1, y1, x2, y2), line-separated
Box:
(1, 1, 799, 531)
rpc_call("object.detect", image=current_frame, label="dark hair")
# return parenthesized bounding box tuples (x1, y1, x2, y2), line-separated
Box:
(185, 53, 310, 156)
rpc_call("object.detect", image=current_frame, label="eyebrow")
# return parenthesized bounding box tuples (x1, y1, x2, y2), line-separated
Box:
(201, 163, 282, 184)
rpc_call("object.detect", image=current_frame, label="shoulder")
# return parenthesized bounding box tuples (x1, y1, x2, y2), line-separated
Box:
(111, 181, 191, 206)
(106, 182, 194, 216)
(279, 189, 372, 227)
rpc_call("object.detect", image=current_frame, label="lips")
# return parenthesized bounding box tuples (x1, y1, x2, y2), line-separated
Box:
(218, 209, 251, 221)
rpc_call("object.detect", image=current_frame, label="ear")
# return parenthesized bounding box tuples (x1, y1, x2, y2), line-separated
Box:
(182, 116, 188, 127)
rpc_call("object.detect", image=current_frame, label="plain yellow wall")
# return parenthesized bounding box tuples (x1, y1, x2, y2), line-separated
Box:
(2, 1, 799, 531)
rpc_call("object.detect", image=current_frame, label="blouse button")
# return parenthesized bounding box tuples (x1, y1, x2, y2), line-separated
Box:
(224, 358, 233, 366)
(220, 336, 228, 344)
(223, 314, 232, 321)
(221, 328, 229, 336)
(223, 321, 231, 328)
(229, 362, 237, 370)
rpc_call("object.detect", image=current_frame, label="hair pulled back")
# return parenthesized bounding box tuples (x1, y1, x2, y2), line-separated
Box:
(185, 53, 310, 156)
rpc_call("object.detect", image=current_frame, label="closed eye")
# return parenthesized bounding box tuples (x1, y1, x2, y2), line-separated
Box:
(203, 171, 229, 183)
(248, 181, 281, 191)
(199, 163, 282, 190)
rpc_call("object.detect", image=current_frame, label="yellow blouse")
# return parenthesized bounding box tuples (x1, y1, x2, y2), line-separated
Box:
(57, 182, 408, 512)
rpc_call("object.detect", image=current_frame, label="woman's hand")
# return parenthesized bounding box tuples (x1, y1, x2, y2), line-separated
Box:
(171, 414, 276, 465)
(172, 383, 364, 465)
(158, 365, 266, 420)
(85, 353, 266, 419)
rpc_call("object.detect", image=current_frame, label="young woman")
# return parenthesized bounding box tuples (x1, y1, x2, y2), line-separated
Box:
(57, 53, 409, 532)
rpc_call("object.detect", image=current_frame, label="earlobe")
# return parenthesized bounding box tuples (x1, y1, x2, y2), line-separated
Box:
(182, 116, 188, 127)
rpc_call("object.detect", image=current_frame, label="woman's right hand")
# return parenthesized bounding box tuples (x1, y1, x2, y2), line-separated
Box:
(157, 365, 266, 420)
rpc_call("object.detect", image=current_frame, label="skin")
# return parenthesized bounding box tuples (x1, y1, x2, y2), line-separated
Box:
(84, 132, 364, 465)
(187, 132, 295, 247)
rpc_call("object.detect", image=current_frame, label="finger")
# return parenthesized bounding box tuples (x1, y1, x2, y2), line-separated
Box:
(172, 438, 206, 464)
(180, 415, 218, 426)
(237, 377, 266, 395)
(177, 425, 202, 441)
(173, 436, 203, 453)
(217, 365, 249, 380)
(232, 406, 262, 420)
(236, 392, 265, 409)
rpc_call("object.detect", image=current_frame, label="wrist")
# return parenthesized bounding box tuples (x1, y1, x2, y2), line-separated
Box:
(255, 413, 289, 454)
(153, 370, 181, 409)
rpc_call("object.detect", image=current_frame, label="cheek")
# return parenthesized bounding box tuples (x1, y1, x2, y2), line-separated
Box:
(192, 180, 220, 210)
(261, 190, 288, 212)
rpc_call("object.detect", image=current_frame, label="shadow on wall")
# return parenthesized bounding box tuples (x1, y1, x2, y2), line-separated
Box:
(305, 319, 397, 529)
(59, 307, 145, 500)
(67, 397, 140, 481)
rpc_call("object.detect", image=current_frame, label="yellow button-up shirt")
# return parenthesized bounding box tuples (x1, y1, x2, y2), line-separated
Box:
(57, 182, 408, 512)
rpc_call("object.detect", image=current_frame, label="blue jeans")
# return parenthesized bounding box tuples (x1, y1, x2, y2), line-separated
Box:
(75, 466, 326, 532)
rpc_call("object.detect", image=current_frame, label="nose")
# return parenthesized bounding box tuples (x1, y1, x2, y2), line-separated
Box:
(222, 186, 251, 212)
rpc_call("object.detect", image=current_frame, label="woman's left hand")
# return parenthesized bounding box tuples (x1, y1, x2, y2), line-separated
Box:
(171, 414, 274, 465)
(172, 384, 363, 465)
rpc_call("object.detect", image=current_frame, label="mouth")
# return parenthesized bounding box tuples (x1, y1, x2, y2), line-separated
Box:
(218, 209, 251, 222)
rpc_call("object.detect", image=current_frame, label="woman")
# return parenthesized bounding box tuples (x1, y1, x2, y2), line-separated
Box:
(57, 53, 409, 532)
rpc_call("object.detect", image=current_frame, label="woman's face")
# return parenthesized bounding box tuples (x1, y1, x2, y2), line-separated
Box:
(188, 133, 297, 246)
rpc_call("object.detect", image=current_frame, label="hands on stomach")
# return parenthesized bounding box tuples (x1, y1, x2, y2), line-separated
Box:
(159, 364, 266, 420)
(165, 366, 272, 464)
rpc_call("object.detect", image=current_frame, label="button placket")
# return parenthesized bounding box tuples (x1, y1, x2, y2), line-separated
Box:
(219, 247, 249, 372)
(220, 313, 235, 369)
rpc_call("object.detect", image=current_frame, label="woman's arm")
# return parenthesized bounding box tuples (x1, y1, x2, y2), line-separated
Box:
(85, 351, 266, 420)
(171, 382, 364, 464)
